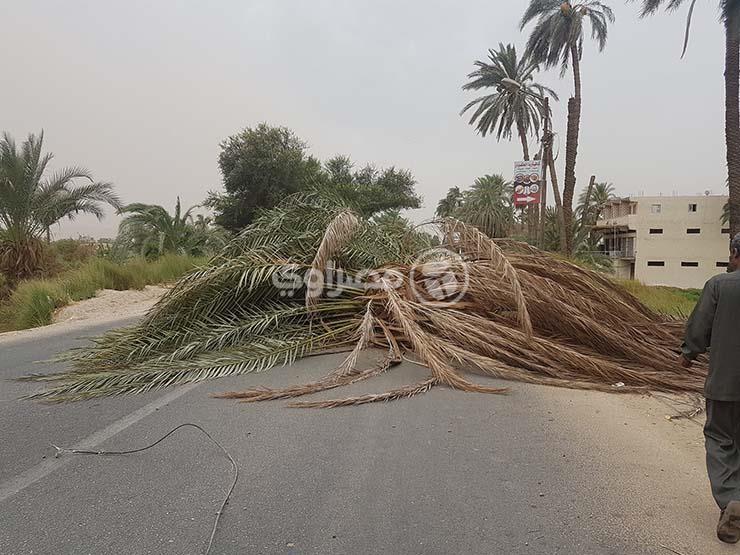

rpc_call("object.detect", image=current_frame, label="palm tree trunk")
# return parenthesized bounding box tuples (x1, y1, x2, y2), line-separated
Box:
(518, 124, 530, 162)
(580, 175, 596, 228)
(562, 43, 582, 256)
(725, 17, 740, 238)
(548, 147, 567, 254)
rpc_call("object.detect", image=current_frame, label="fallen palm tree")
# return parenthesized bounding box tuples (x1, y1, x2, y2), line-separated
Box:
(24, 194, 706, 405)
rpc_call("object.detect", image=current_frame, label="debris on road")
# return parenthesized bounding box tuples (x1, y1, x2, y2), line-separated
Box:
(24, 196, 706, 405)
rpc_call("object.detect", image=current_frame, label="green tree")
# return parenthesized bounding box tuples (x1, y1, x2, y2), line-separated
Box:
(461, 43, 557, 160)
(634, 0, 740, 237)
(436, 187, 464, 217)
(521, 1, 614, 254)
(576, 181, 615, 225)
(314, 155, 421, 217)
(205, 124, 323, 231)
(542, 206, 612, 270)
(117, 197, 226, 258)
(456, 174, 514, 238)
(0, 132, 120, 281)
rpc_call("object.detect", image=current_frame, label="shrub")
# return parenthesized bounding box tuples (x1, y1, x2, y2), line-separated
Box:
(49, 239, 97, 268)
(8, 280, 66, 329)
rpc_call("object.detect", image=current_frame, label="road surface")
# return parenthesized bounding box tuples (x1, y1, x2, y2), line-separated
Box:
(0, 319, 729, 554)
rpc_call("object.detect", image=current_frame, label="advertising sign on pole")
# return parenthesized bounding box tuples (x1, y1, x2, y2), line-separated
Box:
(513, 160, 543, 206)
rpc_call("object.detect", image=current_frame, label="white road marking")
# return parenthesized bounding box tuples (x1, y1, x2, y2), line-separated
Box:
(0, 382, 199, 504)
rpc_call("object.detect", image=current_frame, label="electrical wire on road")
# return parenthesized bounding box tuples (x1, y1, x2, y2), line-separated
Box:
(50, 423, 238, 555)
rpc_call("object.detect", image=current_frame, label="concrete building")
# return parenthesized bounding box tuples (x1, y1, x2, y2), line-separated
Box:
(594, 195, 730, 289)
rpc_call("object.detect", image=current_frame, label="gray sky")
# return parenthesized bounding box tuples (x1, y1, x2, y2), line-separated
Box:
(2, 1, 725, 238)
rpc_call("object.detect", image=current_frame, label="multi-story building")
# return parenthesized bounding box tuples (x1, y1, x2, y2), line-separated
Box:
(594, 195, 730, 289)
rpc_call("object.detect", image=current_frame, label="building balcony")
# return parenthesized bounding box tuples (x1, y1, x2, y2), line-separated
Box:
(593, 215, 636, 232)
(604, 249, 636, 260)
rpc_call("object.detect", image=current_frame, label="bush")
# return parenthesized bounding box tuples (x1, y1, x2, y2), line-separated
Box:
(49, 239, 96, 267)
(7, 280, 66, 329)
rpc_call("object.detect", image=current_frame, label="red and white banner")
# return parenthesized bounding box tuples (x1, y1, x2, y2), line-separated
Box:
(513, 160, 542, 206)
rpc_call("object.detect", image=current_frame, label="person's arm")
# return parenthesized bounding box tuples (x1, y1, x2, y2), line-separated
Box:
(681, 278, 719, 363)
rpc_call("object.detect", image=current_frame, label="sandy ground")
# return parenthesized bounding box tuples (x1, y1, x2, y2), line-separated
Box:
(53, 285, 167, 324)
(0, 286, 167, 343)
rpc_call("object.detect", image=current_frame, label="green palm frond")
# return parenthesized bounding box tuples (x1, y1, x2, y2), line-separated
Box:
(29, 318, 358, 402)
(461, 42, 556, 145)
(521, 1, 615, 74)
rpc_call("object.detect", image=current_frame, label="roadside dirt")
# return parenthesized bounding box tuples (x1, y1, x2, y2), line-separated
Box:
(53, 286, 167, 324)
(0, 286, 168, 343)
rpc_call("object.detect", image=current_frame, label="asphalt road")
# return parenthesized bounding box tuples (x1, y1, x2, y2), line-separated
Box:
(0, 320, 730, 554)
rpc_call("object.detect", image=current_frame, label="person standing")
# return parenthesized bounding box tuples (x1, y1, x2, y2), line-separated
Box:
(682, 233, 740, 543)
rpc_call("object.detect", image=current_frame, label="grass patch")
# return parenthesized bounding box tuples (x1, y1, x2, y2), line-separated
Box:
(0, 255, 205, 331)
(619, 280, 700, 318)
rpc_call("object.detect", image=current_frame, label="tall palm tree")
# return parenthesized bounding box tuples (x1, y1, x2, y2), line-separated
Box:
(118, 197, 205, 258)
(635, 0, 740, 237)
(456, 174, 514, 238)
(0, 132, 120, 281)
(521, 1, 615, 254)
(461, 43, 557, 161)
(436, 186, 464, 217)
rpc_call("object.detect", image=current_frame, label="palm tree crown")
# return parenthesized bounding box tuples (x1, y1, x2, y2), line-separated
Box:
(456, 174, 514, 239)
(117, 197, 222, 258)
(0, 131, 120, 280)
(521, 1, 614, 75)
(461, 43, 557, 159)
(436, 187, 464, 218)
(576, 181, 616, 224)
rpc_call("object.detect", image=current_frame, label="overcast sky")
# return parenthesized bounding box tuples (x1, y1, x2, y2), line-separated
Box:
(2, 1, 725, 238)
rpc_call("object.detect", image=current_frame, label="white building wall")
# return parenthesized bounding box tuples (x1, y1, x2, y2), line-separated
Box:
(598, 195, 730, 289)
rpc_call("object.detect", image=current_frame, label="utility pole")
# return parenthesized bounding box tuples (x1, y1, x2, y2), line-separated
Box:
(537, 97, 550, 248)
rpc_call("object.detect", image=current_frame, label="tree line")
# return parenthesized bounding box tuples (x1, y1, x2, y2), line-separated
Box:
(0, 124, 426, 288)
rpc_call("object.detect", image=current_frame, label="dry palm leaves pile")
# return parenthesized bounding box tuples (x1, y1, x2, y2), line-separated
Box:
(25, 194, 706, 406)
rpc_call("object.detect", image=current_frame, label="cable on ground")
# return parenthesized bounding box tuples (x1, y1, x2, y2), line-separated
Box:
(51, 422, 238, 555)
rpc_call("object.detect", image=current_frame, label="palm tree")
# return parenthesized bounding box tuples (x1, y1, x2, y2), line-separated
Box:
(456, 174, 514, 238)
(0, 132, 120, 281)
(118, 197, 213, 258)
(436, 187, 464, 217)
(634, 1, 740, 237)
(521, 1, 615, 255)
(576, 181, 615, 225)
(461, 43, 557, 161)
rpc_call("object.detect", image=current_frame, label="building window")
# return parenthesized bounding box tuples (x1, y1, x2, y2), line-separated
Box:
(718, 261, 730, 268)
(687, 228, 701, 234)
(649, 228, 663, 234)
(681, 262, 699, 267)
(689, 204, 698, 213)
(650, 204, 662, 214)
(647, 261, 665, 267)
(722, 228, 731, 234)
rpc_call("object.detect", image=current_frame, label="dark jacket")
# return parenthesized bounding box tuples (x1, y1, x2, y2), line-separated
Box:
(683, 270, 740, 401)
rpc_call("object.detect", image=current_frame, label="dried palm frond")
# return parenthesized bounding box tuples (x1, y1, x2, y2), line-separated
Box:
(24, 194, 705, 405)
